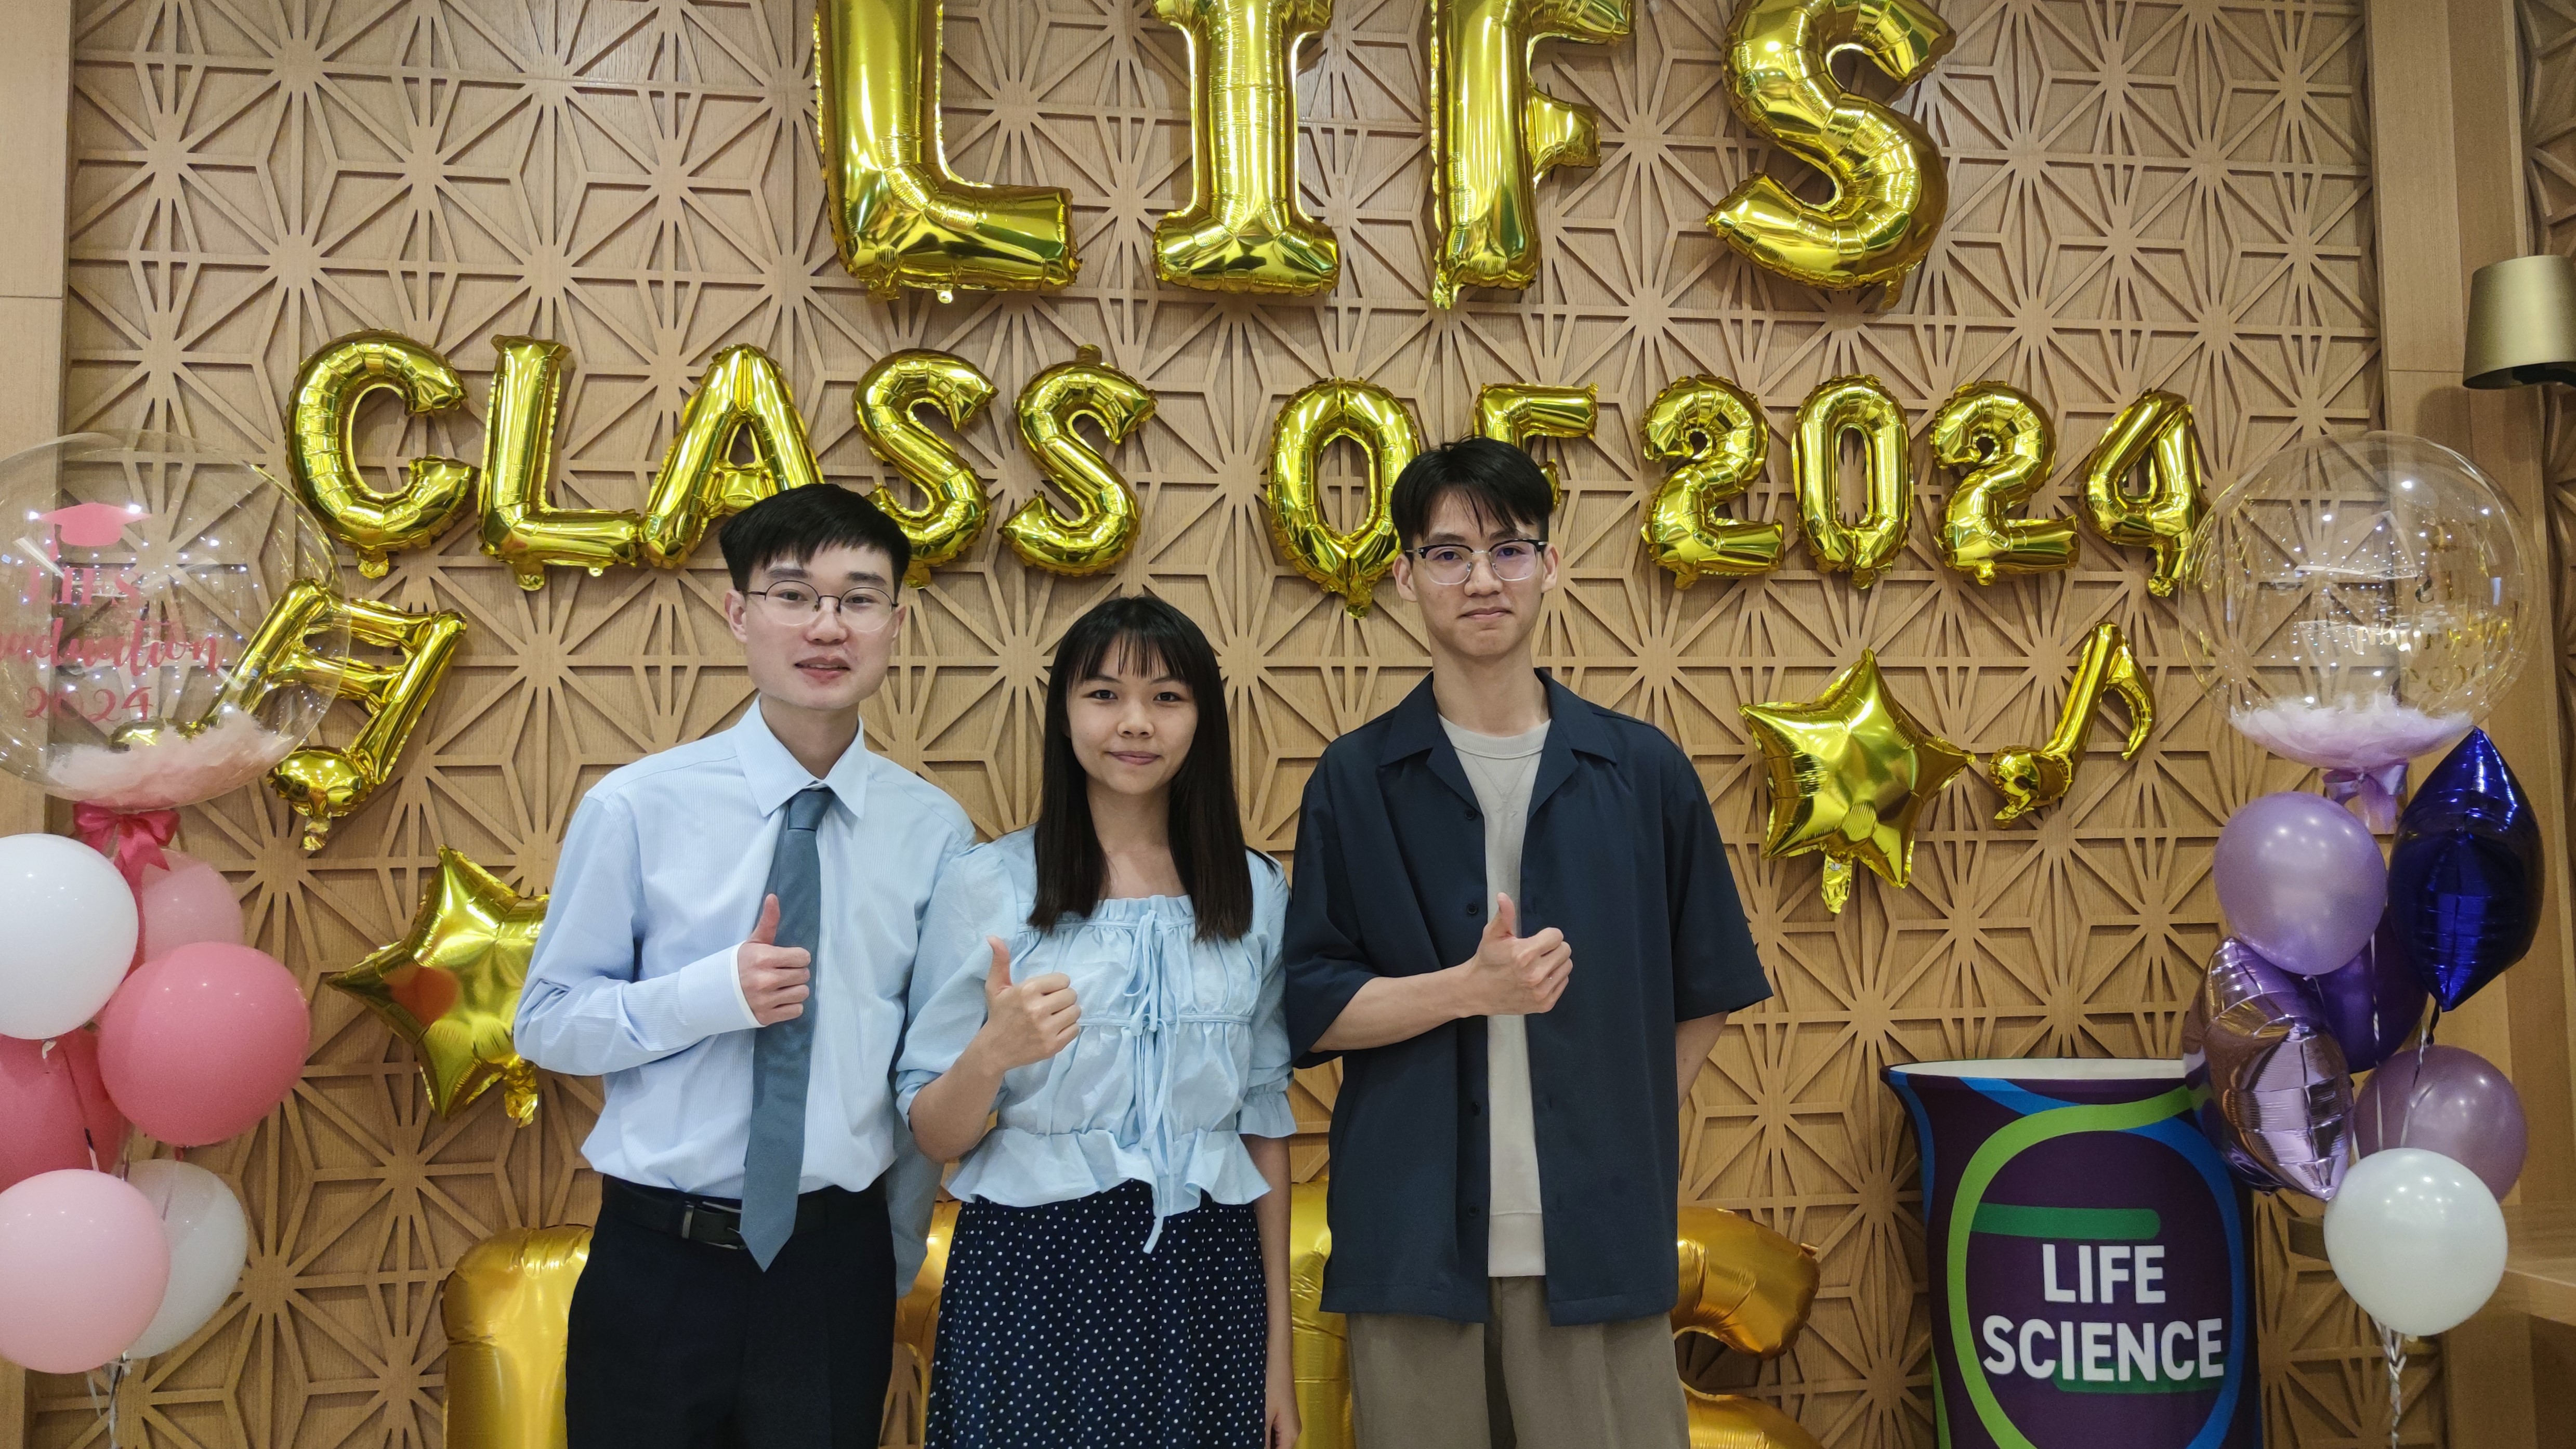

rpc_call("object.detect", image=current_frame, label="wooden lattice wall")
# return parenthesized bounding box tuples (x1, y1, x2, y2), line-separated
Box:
(33, 0, 2421, 1444)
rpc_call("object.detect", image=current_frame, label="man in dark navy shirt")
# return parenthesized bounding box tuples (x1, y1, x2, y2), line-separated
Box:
(1282, 438, 1773, 1448)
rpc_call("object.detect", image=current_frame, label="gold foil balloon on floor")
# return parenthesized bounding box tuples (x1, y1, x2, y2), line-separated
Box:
(1707, 0, 1954, 296)
(1793, 375, 1913, 588)
(638, 346, 826, 569)
(1153, 0, 1339, 294)
(1473, 382, 1595, 505)
(1290, 1180, 1350, 1449)
(1671, 1205, 1820, 1357)
(479, 337, 645, 589)
(1428, 0, 1631, 306)
(1987, 621, 2153, 824)
(1264, 378, 1421, 617)
(814, 0, 1076, 299)
(326, 848, 546, 1124)
(441, 1226, 589, 1449)
(269, 597, 468, 851)
(891, 1199, 961, 1444)
(858, 349, 998, 586)
(1005, 347, 1155, 575)
(1640, 374, 1784, 586)
(287, 332, 480, 578)
(1684, 1393, 1828, 1449)
(1740, 651, 1972, 913)
(1929, 380, 2077, 584)
(2080, 389, 2208, 597)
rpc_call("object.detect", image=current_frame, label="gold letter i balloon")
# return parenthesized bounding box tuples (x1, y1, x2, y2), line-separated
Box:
(858, 349, 998, 586)
(1793, 375, 1912, 588)
(1640, 374, 1783, 586)
(1929, 380, 2075, 583)
(639, 346, 827, 569)
(2080, 390, 2207, 598)
(1154, 0, 1340, 294)
(1265, 379, 1422, 617)
(816, 0, 1077, 299)
(1707, 0, 1954, 297)
(1007, 347, 1155, 576)
(1739, 651, 1970, 913)
(287, 332, 480, 578)
(1428, 0, 1631, 307)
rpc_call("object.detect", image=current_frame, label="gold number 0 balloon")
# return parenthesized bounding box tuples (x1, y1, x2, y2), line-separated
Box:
(1428, 0, 1630, 307)
(1640, 374, 1783, 587)
(1792, 374, 1912, 588)
(1707, 0, 1955, 296)
(1006, 347, 1156, 576)
(858, 350, 997, 586)
(480, 337, 646, 590)
(639, 346, 826, 569)
(287, 332, 480, 578)
(2080, 390, 2207, 598)
(816, 0, 1077, 300)
(1474, 383, 1595, 505)
(1265, 379, 1422, 617)
(1929, 380, 2077, 584)
(1153, 0, 1339, 295)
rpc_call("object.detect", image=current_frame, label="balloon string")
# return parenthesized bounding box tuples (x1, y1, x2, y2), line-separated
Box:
(85, 1355, 128, 1446)
(2380, 1323, 2406, 1448)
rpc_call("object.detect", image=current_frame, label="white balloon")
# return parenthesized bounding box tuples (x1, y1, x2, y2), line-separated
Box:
(0, 833, 139, 1039)
(123, 1158, 248, 1358)
(2323, 1146, 2507, 1337)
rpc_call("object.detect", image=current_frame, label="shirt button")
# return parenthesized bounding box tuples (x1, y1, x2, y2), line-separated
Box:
(1465, 901, 1481, 917)
(1465, 807, 1480, 822)
(1466, 1206, 1482, 1217)
(1468, 1100, 1484, 1116)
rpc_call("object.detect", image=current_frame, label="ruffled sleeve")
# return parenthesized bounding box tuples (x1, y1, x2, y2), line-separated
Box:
(1238, 855, 1296, 1139)
(896, 844, 1032, 1118)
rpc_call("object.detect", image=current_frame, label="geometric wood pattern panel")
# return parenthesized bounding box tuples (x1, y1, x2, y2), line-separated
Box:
(41, 0, 2416, 1444)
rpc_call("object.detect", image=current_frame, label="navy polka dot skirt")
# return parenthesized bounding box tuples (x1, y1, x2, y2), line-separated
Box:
(924, 1180, 1266, 1448)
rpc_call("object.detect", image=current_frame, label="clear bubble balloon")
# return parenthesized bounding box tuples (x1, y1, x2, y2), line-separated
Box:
(0, 432, 345, 809)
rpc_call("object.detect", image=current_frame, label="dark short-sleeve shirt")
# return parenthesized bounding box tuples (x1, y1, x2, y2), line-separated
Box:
(1282, 675, 1772, 1326)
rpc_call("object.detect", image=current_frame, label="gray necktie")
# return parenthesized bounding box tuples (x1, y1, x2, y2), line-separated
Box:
(741, 784, 832, 1268)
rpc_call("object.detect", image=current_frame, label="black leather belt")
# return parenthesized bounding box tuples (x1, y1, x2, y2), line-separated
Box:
(601, 1175, 853, 1251)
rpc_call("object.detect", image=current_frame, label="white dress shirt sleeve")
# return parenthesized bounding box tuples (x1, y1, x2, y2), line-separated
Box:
(1239, 862, 1296, 1139)
(515, 789, 761, 1076)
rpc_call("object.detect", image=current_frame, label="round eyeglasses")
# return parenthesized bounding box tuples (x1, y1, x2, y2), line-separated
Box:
(1407, 539, 1547, 586)
(744, 583, 900, 634)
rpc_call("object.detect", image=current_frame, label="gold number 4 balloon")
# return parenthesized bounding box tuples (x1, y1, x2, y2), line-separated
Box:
(2080, 390, 2208, 598)
(1006, 347, 1156, 576)
(1154, 0, 1340, 294)
(1793, 374, 1912, 588)
(326, 847, 546, 1123)
(1987, 621, 2153, 824)
(1265, 378, 1422, 617)
(1640, 374, 1783, 586)
(859, 349, 999, 587)
(1474, 382, 1595, 505)
(287, 332, 480, 579)
(1708, 0, 1955, 298)
(1739, 651, 1971, 913)
(1930, 380, 2077, 584)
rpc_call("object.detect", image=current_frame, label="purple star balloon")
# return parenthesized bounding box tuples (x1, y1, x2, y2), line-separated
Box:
(2387, 730, 2542, 1011)
(2183, 939, 2352, 1198)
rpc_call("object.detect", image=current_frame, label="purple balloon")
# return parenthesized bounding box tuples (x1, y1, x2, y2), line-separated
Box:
(2388, 730, 2544, 1011)
(2355, 1044, 2527, 1199)
(2214, 792, 2388, 976)
(2183, 939, 2352, 1197)
(2296, 923, 2427, 1072)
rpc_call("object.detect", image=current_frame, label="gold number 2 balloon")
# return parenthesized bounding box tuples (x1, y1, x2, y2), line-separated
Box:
(1640, 374, 1783, 587)
(858, 350, 998, 586)
(1006, 347, 1156, 576)
(269, 598, 468, 851)
(2080, 390, 2207, 598)
(1929, 380, 2076, 584)
(1474, 382, 1595, 505)
(1428, 0, 1631, 307)
(1265, 379, 1422, 618)
(1793, 374, 1912, 588)
(287, 332, 480, 578)
(479, 337, 646, 589)
(815, 0, 1077, 300)
(638, 346, 826, 569)
(1986, 621, 2152, 824)
(1153, 0, 1340, 294)
(1707, 0, 1955, 296)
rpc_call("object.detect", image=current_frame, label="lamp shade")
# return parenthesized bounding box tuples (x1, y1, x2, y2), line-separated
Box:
(2465, 254, 2576, 388)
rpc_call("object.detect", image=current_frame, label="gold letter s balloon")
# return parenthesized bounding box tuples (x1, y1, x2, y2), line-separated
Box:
(288, 332, 479, 578)
(858, 350, 998, 586)
(1739, 651, 1970, 913)
(1708, 0, 1954, 295)
(269, 598, 467, 851)
(2080, 390, 2207, 598)
(1640, 374, 1783, 586)
(479, 338, 645, 589)
(1006, 347, 1155, 576)
(1154, 0, 1339, 294)
(816, 0, 1076, 299)
(639, 347, 826, 569)
(1265, 379, 1421, 617)
(326, 848, 545, 1123)
(1930, 380, 2076, 583)
(1793, 374, 1912, 588)
(1474, 382, 1595, 505)
(1428, 0, 1630, 307)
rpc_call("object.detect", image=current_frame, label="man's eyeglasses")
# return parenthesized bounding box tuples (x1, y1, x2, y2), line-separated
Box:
(1405, 539, 1547, 586)
(744, 583, 900, 634)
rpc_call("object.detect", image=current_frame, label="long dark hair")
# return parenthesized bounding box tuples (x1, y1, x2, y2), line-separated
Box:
(1029, 596, 1253, 941)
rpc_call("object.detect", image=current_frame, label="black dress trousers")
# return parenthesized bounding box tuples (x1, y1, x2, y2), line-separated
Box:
(565, 1179, 895, 1449)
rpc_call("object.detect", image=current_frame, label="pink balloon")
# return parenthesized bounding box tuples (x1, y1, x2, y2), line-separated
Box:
(137, 850, 244, 959)
(97, 944, 308, 1147)
(0, 1030, 127, 1192)
(0, 1168, 170, 1373)
(2356, 1044, 2529, 1200)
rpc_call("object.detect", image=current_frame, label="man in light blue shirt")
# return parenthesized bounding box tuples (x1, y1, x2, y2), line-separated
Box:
(515, 484, 972, 1449)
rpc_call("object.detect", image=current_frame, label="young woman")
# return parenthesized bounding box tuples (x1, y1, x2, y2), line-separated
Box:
(898, 595, 1299, 1449)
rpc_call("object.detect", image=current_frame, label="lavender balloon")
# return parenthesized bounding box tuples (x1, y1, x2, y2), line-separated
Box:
(2214, 792, 2388, 976)
(2184, 939, 2352, 1197)
(2295, 923, 2427, 1072)
(2355, 1044, 2528, 1200)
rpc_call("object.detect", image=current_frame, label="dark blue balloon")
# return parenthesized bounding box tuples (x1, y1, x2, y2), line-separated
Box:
(2386, 730, 2543, 1011)
(2294, 921, 2427, 1071)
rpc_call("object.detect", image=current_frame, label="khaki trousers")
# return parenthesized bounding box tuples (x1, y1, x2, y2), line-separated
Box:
(1346, 1277, 1687, 1449)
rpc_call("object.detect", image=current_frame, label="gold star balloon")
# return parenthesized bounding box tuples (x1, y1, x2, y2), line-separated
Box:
(1739, 652, 1972, 914)
(326, 848, 547, 1124)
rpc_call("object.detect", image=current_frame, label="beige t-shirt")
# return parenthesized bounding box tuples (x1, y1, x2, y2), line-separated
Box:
(1440, 716, 1550, 1279)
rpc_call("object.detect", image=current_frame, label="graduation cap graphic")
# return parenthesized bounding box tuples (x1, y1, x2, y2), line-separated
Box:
(37, 502, 146, 548)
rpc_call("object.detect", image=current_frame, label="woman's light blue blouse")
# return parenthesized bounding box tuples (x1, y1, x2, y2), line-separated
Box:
(896, 829, 1294, 1249)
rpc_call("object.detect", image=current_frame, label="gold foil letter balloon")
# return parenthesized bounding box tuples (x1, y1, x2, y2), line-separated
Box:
(1986, 621, 2152, 824)
(441, 1226, 589, 1449)
(1006, 347, 1156, 576)
(858, 350, 997, 586)
(1640, 374, 1783, 586)
(479, 338, 644, 589)
(816, 0, 1076, 299)
(2081, 390, 2207, 597)
(325, 848, 545, 1123)
(1707, 0, 1955, 295)
(1428, 0, 1631, 307)
(639, 346, 826, 569)
(1793, 374, 1912, 588)
(287, 332, 480, 578)
(1739, 651, 1970, 913)
(1153, 0, 1339, 294)
(1473, 383, 1595, 505)
(269, 598, 467, 851)
(1265, 379, 1421, 617)
(1929, 380, 2076, 584)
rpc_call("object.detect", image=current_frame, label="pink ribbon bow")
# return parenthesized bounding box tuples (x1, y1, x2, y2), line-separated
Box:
(73, 801, 179, 894)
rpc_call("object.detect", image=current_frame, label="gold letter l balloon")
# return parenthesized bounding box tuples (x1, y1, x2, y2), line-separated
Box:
(287, 332, 479, 578)
(1154, 0, 1339, 294)
(1265, 379, 1421, 617)
(1007, 347, 1155, 576)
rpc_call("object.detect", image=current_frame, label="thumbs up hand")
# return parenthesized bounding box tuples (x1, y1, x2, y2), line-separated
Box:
(1456, 892, 1571, 1016)
(971, 937, 1080, 1071)
(738, 894, 813, 1025)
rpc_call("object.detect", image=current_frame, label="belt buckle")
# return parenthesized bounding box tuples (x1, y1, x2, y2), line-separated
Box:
(678, 1200, 744, 1250)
